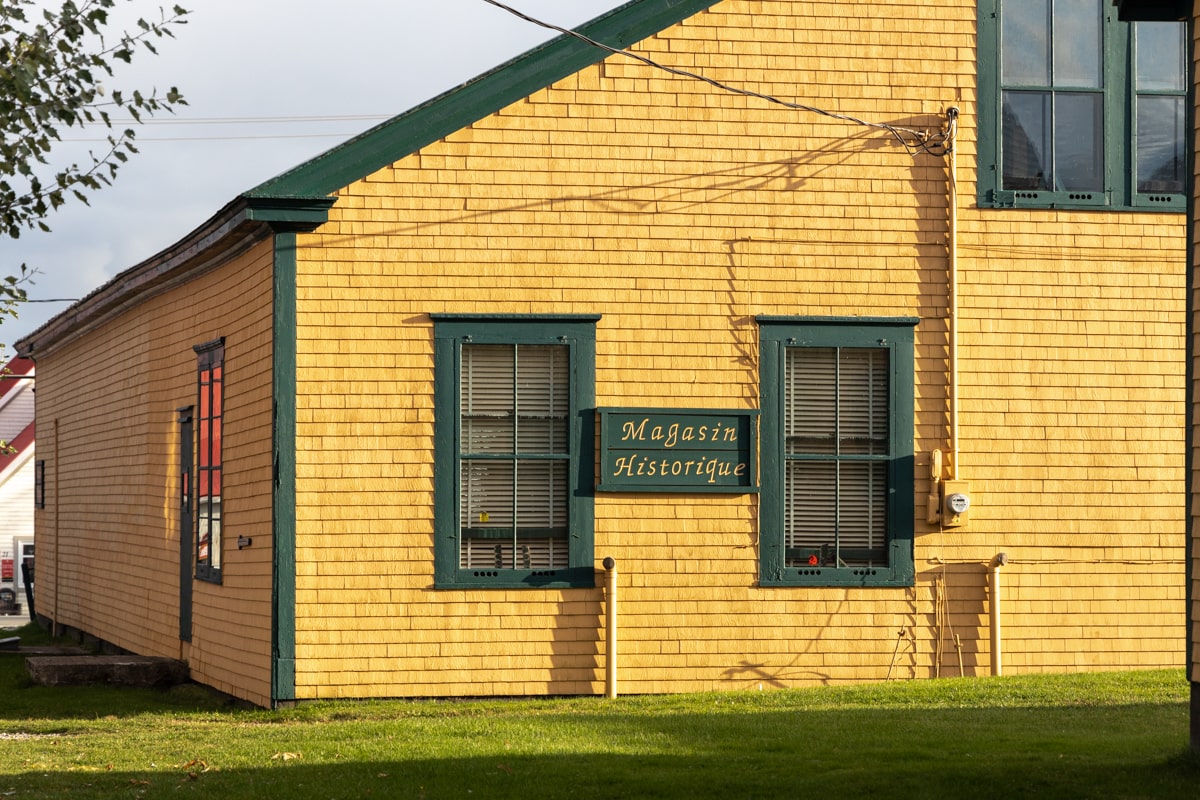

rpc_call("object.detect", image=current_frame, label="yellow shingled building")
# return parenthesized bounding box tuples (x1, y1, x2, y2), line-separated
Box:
(17, 0, 1189, 708)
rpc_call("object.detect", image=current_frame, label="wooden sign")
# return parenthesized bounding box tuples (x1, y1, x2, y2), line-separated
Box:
(598, 408, 758, 493)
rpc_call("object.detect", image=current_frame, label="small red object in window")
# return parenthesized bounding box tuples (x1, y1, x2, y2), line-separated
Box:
(808, 554, 819, 566)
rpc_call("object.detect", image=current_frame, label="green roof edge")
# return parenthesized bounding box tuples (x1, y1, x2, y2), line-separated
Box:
(245, 0, 721, 200)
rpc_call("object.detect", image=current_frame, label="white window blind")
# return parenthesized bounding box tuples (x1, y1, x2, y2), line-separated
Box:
(783, 347, 889, 567)
(459, 343, 569, 569)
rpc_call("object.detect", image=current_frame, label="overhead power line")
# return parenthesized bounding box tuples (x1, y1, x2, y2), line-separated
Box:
(63, 132, 365, 143)
(481, 0, 951, 156)
(89, 113, 393, 127)
(61, 113, 394, 143)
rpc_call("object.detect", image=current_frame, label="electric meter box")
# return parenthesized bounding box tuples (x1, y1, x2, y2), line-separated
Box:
(941, 480, 971, 527)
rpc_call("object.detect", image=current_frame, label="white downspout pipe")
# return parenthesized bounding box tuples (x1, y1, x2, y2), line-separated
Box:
(990, 553, 1008, 676)
(946, 107, 961, 481)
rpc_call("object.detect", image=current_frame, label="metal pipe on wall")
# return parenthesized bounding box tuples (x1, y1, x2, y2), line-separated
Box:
(946, 106, 961, 481)
(603, 556, 618, 698)
(990, 552, 1008, 676)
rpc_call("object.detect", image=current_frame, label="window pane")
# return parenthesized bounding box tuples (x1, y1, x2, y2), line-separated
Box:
(1136, 22, 1184, 92)
(1053, 0, 1102, 89)
(515, 345, 568, 454)
(836, 462, 888, 556)
(461, 535, 567, 570)
(204, 501, 223, 568)
(458, 457, 568, 569)
(1055, 92, 1103, 190)
(460, 458, 514, 530)
(784, 348, 836, 455)
(1137, 95, 1185, 194)
(1002, 91, 1050, 189)
(1002, 0, 1050, 85)
(514, 458, 568, 532)
(838, 349, 889, 456)
(785, 348, 889, 455)
(517, 536, 567, 569)
(210, 366, 223, 416)
(198, 512, 212, 562)
(462, 536, 508, 569)
(783, 461, 887, 567)
(461, 345, 514, 454)
(784, 460, 836, 554)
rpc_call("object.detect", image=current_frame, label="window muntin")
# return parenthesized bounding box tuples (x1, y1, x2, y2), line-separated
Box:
(979, 0, 1187, 209)
(194, 340, 224, 582)
(433, 316, 597, 589)
(759, 319, 915, 587)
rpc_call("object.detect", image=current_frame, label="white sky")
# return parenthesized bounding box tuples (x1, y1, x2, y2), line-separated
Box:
(0, 0, 627, 351)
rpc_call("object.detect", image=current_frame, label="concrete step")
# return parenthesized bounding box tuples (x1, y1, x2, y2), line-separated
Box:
(26, 655, 189, 689)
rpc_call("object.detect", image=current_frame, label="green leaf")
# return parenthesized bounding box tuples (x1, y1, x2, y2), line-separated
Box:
(0, 0, 187, 239)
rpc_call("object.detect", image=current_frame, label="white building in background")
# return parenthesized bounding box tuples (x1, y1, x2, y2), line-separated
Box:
(0, 356, 35, 616)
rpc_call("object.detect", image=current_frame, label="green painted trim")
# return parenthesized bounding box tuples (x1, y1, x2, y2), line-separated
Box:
(1183, 8, 1197, 753)
(246, 0, 720, 200)
(433, 317, 597, 590)
(597, 407, 759, 493)
(977, 0, 1187, 211)
(431, 313, 603, 323)
(758, 320, 916, 588)
(755, 315, 921, 327)
(432, 331, 459, 585)
(244, 196, 337, 230)
(270, 232, 298, 706)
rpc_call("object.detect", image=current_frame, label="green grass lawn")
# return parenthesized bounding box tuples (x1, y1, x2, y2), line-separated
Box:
(0, 622, 1196, 799)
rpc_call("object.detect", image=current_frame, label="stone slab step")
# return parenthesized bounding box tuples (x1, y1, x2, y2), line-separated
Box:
(26, 655, 189, 689)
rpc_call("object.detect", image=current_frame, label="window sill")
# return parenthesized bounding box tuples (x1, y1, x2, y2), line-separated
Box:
(761, 567, 913, 588)
(435, 567, 597, 590)
(978, 191, 1186, 213)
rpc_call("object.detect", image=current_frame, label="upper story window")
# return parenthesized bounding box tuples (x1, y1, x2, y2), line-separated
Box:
(432, 315, 598, 589)
(978, 0, 1186, 210)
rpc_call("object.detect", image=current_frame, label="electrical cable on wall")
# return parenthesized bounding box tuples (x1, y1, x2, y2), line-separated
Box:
(482, 0, 953, 157)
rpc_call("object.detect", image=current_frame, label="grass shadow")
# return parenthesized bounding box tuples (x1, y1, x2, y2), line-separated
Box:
(2, 703, 1197, 799)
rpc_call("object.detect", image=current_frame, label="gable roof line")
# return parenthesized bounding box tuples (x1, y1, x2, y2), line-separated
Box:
(246, 0, 721, 200)
(14, 195, 334, 358)
(14, 0, 719, 359)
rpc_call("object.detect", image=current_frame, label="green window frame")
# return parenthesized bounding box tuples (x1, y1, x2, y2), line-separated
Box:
(758, 317, 916, 588)
(977, 0, 1187, 211)
(432, 315, 598, 589)
(194, 338, 224, 584)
